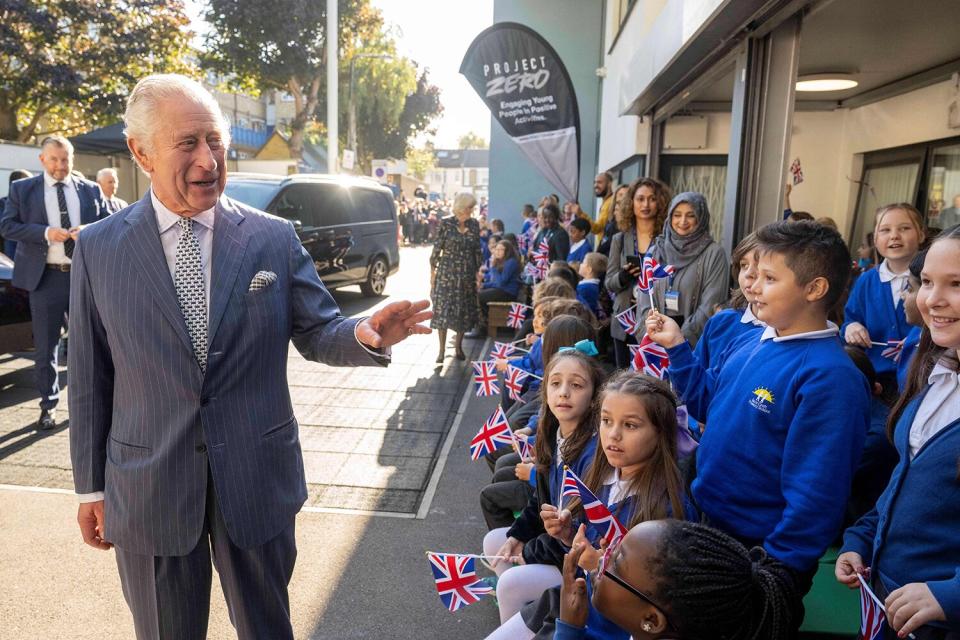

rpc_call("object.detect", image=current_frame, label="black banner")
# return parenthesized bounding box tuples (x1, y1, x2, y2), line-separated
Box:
(460, 22, 581, 201)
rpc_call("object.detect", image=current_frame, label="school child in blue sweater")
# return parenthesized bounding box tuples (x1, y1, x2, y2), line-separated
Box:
(567, 218, 595, 267)
(837, 228, 960, 639)
(482, 350, 604, 625)
(646, 220, 870, 632)
(576, 253, 607, 321)
(496, 372, 697, 640)
(898, 250, 927, 391)
(844, 204, 926, 391)
(692, 231, 765, 375)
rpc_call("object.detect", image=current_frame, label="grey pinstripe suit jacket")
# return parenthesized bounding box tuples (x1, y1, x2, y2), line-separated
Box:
(69, 194, 386, 556)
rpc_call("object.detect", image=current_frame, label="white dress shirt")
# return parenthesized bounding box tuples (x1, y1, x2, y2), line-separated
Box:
(760, 322, 839, 343)
(153, 190, 214, 315)
(42, 172, 81, 265)
(877, 259, 909, 310)
(908, 360, 960, 458)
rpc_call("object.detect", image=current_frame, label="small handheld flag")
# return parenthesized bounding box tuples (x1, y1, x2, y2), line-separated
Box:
(506, 303, 530, 329)
(616, 306, 640, 336)
(472, 361, 500, 397)
(504, 365, 529, 403)
(534, 239, 550, 264)
(469, 405, 513, 460)
(629, 336, 670, 379)
(790, 157, 804, 186)
(427, 553, 493, 612)
(880, 339, 905, 362)
(856, 574, 887, 640)
(561, 466, 628, 546)
(490, 341, 515, 359)
(513, 432, 535, 462)
(636, 257, 675, 293)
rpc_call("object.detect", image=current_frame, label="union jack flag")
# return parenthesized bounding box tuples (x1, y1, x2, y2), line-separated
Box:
(427, 553, 493, 612)
(630, 335, 670, 379)
(472, 361, 500, 397)
(636, 257, 676, 293)
(616, 306, 640, 336)
(517, 234, 530, 254)
(881, 338, 905, 362)
(507, 303, 530, 329)
(534, 239, 550, 265)
(857, 575, 887, 640)
(513, 432, 535, 461)
(490, 341, 515, 359)
(469, 405, 513, 460)
(561, 466, 628, 546)
(504, 365, 529, 403)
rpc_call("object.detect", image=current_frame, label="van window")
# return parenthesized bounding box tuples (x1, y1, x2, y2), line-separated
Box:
(272, 184, 322, 227)
(351, 190, 395, 223)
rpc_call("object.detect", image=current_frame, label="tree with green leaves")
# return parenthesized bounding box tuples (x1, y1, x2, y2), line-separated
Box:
(0, 0, 194, 142)
(405, 144, 436, 181)
(457, 131, 488, 149)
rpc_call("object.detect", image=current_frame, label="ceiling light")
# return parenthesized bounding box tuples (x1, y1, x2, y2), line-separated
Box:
(796, 73, 858, 92)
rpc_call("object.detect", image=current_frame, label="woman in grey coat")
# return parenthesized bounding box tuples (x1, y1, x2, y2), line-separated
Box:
(605, 177, 672, 369)
(648, 191, 729, 347)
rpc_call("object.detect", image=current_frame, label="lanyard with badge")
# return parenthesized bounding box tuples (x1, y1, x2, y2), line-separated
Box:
(664, 270, 682, 315)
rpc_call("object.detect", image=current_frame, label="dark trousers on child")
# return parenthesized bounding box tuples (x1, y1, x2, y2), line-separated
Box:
(480, 452, 534, 529)
(479, 287, 515, 324)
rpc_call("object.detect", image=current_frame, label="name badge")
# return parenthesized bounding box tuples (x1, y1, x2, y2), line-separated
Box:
(665, 290, 680, 313)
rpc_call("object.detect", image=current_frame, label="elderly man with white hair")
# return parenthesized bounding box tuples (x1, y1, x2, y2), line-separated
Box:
(95, 167, 128, 214)
(68, 74, 432, 639)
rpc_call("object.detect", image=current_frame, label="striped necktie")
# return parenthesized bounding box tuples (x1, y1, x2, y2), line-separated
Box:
(174, 217, 207, 372)
(54, 182, 75, 258)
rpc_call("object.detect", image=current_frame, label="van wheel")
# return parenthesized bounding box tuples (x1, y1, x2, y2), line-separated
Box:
(360, 257, 388, 297)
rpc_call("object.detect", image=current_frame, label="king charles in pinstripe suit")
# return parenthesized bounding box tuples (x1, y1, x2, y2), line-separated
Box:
(68, 75, 431, 640)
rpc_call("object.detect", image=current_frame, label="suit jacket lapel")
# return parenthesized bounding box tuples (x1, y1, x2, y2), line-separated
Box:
(29, 178, 46, 225)
(123, 196, 196, 360)
(207, 199, 249, 348)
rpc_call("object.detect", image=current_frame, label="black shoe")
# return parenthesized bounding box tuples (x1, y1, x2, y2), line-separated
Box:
(38, 409, 56, 430)
(463, 329, 485, 339)
(455, 348, 466, 361)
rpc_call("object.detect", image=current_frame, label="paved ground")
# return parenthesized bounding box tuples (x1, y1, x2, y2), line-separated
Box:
(0, 245, 506, 639)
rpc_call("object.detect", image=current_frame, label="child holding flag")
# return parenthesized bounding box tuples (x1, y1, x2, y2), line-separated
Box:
(646, 220, 870, 634)
(843, 203, 926, 394)
(837, 227, 960, 639)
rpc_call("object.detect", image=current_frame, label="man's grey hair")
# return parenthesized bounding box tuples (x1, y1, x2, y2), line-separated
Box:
(96, 167, 118, 181)
(40, 135, 74, 155)
(123, 74, 231, 168)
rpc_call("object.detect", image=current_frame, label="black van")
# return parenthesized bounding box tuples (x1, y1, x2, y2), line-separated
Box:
(223, 173, 399, 296)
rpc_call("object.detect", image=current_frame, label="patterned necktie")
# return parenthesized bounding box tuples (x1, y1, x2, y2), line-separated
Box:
(54, 182, 75, 258)
(174, 217, 207, 372)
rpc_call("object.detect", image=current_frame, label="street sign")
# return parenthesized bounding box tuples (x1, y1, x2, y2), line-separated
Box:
(342, 149, 356, 170)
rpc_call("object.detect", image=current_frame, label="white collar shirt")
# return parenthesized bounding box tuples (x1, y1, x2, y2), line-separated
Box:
(602, 468, 631, 507)
(760, 322, 839, 343)
(909, 360, 960, 458)
(152, 190, 215, 313)
(43, 172, 81, 265)
(740, 304, 764, 326)
(877, 259, 909, 310)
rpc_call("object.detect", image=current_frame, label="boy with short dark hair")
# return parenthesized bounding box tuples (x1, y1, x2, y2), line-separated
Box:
(646, 220, 870, 630)
(566, 217, 594, 266)
(576, 252, 607, 320)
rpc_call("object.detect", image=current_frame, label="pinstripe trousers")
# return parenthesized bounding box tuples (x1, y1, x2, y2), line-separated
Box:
(114, 468, 297, 639)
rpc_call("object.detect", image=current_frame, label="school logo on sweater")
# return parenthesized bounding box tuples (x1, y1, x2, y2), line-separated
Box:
(749, 387, 775, 414)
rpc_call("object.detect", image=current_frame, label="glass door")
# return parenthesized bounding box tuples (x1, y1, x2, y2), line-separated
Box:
(850, 154, 922, 251)
(659, 155, 728, 245)
(925, 143, 960, 232)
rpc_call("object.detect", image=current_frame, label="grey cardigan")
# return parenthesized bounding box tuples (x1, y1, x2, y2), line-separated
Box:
(605, 230, 648, 342)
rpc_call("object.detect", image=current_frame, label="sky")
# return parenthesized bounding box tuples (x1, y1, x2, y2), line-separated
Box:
(187, 0, 493, 150)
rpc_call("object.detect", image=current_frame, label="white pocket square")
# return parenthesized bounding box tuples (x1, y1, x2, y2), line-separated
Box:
(248, 270, 278, 292)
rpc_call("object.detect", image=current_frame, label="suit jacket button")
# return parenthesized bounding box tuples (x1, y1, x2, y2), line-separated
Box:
(196, 444, 207, 453)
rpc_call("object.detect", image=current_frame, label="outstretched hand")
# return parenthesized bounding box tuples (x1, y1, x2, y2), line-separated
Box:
(356, 300, 432, 350)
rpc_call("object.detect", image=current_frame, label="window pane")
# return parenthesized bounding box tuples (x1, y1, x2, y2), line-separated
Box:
(850, 163, 919, 250)
(925, 144, 960, 232)
(668, 164, 727, 245)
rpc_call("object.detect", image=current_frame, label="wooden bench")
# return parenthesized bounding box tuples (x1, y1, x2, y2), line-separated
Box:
(487, 301, 515, 338)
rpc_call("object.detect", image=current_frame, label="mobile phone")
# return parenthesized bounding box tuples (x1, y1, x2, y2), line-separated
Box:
(626, 255, 641, 268)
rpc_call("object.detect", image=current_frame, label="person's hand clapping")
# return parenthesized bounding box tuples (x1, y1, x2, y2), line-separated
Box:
(571, 523, 601, 572)
(645, 309, 685, 348)
(559, 541, 590, 629)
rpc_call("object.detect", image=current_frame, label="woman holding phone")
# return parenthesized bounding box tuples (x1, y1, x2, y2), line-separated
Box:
(605, 177, 672, 369)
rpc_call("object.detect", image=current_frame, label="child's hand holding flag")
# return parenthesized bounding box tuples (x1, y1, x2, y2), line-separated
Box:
(644, 309, 685, 349)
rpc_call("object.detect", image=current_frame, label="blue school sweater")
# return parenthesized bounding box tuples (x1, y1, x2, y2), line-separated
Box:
(576, 280, 602, 320)
(842, 389, 960, 630)
(693, 307, 764, 373)
(843, 268, 911, 377)
(667, 329, 870, 571)
(482, 257, 521, 297)
(567, 238, 593, 264)
(896, 325, 922, 391)
(509, 337, 543, 392)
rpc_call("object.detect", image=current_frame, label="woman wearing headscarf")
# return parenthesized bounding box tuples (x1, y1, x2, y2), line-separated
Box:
(650, 191, 728, 347)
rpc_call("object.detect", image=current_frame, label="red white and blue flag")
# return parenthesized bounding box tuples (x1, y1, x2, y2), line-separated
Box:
(561, 466, 628, 546)
(490, 341, 516, 359)
(881, 339, 905, 362)
(534, 239, 550, 264)
(513, 432, 535, 461)
(616, 306, 640, 336)
(636, 257, 675, 293)
(630, 336, 670, 379)
(504, 365, 529, 403)
(507, 303, 530, 329)
(472, 361, 500, 397)
(427, 553, 493, 612)
(857, 574, 887, 640)
(469, 405, 513, 460)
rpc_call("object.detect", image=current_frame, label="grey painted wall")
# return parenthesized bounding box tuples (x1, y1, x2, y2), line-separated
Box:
(488, 0, 603, 233)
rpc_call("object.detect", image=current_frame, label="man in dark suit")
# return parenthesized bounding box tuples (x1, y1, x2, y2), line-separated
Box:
(0, 138, 109, 429)
(0, 169, 33, 257)
(68, 74, 431, 639)
(95, 167, 129, 214)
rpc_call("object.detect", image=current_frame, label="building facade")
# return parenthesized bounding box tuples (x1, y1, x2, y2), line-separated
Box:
(426, 149, 490, 201)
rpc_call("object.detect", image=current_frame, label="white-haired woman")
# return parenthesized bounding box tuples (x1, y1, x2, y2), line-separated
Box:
(430, 193, 483, 362)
